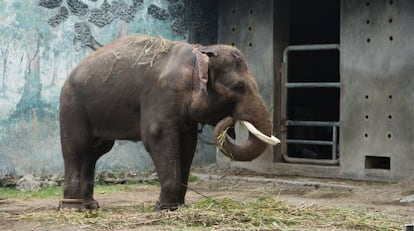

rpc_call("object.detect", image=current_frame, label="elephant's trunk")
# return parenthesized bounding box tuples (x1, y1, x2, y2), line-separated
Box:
(214, 102, 276, 161)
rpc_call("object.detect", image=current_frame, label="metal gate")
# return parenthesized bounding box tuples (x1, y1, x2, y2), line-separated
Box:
(281, 44, 340, 165)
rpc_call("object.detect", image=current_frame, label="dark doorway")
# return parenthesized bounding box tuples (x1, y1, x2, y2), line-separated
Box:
(289, 0, 340, 45)
(283, 0, 341, 161)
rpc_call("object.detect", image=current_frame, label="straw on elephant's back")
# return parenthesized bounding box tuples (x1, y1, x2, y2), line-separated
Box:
(131, 36, 177, 68)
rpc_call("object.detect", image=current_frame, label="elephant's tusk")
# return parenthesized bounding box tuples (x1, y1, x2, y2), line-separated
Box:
(240, 121, 281, 145)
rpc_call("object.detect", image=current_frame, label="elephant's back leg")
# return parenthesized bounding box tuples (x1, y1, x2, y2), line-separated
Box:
(60, 88, 115, 209)
(80, 139, 114, 209)
(59, 90, 93, 202)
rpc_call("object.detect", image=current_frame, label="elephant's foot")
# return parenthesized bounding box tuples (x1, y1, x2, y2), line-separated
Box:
(58, 199, 83, 211)
(58, 199, 100, 211)
(82, 199, 100, 210)
(155, 201, 183, 211)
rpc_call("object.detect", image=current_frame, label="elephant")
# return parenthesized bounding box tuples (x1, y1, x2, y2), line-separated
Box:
(59, 35, 279, 211)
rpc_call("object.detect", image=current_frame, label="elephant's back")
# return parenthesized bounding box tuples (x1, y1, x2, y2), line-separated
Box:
(67, 35, 180, 86)
(88, 35, 178, 64)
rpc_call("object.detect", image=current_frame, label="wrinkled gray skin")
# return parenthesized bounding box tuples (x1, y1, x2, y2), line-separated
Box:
(60, 35, 273, 210)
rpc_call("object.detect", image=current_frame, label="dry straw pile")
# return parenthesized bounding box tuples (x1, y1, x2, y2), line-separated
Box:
(20, 196, 401, 230)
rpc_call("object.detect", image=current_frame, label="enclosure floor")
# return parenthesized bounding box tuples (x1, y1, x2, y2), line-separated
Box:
(1, 169, 412, 230)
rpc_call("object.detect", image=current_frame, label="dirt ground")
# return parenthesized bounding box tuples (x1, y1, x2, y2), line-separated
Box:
(0, 168, 413, 230)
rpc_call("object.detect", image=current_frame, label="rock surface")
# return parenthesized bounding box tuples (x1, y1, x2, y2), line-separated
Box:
(16, 174, 41, 192)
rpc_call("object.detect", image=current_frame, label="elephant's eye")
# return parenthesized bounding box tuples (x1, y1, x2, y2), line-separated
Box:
(231, 81, 245, 93)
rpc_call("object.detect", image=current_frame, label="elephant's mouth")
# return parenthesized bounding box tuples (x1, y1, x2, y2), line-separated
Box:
(214, 116, 280, 161)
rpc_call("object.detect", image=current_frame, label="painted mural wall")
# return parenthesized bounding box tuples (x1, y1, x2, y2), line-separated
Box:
(0, 0, 218, 177)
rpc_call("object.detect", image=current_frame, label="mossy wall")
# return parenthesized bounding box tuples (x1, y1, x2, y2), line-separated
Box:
(0, 0, 218, 177)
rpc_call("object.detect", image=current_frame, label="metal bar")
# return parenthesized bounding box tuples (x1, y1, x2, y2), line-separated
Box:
(283, 44, 340, 73)
(283, 44, 340, 61)
(282, 154, 340, 165)
(282, 44, 340, 87)
(286, 82, 340, 88)
(280, 62, 288, 157)
(286, 139, 333, 146)
(332, 126, 338, 161)
(286, 120, 339, 127)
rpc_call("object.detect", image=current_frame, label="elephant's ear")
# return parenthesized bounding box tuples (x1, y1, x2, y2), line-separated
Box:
(199, 49, 218, 58)
(193, 47, 210, 91)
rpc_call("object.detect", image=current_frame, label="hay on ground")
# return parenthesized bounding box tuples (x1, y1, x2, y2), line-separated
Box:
(18, 196, 402, 230)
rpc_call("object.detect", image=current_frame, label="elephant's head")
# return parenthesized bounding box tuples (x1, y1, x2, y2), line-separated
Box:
(189, 45, 279, 161)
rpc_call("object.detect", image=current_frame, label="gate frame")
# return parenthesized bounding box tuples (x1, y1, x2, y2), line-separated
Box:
(281, 44, 340, 165)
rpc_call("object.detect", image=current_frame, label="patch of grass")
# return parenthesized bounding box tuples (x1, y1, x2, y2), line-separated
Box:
(94, 183, 136, 194)
(17, 196, 403, 230)
(188, 174, 199, 183)
(0, 186, 62, 199)
(0, 184, 137, 199)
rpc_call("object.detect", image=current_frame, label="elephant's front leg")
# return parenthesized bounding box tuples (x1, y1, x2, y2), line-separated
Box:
(178, 127, 198, 204)
(144, 125, 183, 211)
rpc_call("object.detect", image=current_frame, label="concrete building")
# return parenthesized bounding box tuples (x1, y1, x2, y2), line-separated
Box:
(215, 0, 414, 181)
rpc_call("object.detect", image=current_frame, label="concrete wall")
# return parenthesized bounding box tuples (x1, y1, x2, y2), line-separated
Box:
(0, 0, 218, 177)
(215, 0, 276, 169)
(217, 0, 414, 182)
(340, 0, 414, 180)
